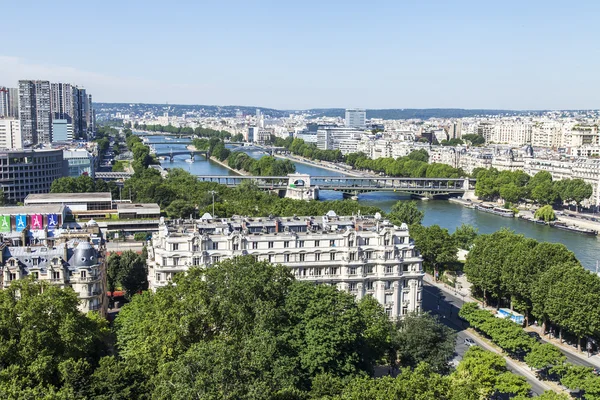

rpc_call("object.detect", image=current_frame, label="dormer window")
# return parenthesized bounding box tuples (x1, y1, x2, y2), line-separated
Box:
(32, 258, 39, 266)
(81, 270, 87, 279)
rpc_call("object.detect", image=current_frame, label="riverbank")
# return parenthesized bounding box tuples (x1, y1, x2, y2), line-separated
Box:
(449, 197, 600, 234)
(186, 145, 249, 176)
(274, 154, 366, 177)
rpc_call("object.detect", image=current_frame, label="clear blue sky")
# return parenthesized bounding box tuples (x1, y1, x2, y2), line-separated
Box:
(1, 0, 598, 110)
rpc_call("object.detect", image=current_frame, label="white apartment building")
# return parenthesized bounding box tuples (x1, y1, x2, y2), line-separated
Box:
(0, 118, 23, 149)
(317, 127, 363, 151)
(569, 125, 599, 147)
(531, 122, 563, 148)
(0, 241, 107, 315)
(147, 213, 424, 319)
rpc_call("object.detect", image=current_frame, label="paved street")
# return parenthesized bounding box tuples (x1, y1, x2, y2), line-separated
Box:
(422, 283, 552, 396)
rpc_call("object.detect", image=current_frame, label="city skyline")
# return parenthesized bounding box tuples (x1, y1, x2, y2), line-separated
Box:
(2, 1, 600, 109)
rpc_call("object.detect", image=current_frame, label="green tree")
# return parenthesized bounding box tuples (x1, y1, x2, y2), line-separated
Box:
(411, 224, 458, 279)
(462, 134, 485, 146)
(499, 182, 528, 204)
(451, 346, 530, 399)
(88, 356, 150, 400)
(407, 149, 429, 163)
(388, 201, 424, 226)
(524, 343, 566, 375)
(393, 313, 456, 373)
(531, 180, 559, 205)
(118, 251, 148, 300)
(534, 205, 556, 222)
(106, 253, 122, 296)
(165, 199, 196, 218)
(0, 279, 109, 393)
(452, 224, 478, 250)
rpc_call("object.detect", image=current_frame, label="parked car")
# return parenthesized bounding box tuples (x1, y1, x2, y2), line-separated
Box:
(464, 338, 476, 347)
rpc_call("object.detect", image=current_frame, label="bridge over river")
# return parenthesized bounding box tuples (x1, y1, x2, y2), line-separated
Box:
(196, 174, 475, 199)
(96, 171, 475, 197)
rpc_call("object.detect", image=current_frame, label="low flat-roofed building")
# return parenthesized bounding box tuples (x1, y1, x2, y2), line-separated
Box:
(24, 192, 112, 212)
(117, 203, 161, 219)
(0, 204, 66, 240)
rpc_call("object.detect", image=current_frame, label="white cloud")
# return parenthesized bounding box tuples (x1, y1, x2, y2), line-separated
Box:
(0, 56, 216, 104)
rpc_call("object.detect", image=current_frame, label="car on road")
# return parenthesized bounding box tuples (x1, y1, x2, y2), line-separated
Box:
(527, 331, 541, 340)
(464, 338, 476, 347)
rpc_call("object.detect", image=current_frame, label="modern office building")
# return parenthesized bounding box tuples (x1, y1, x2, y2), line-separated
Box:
(0, 119, 23, 149)
(0, 149, 64, 202)
(345, 108, 366, 129)
(18, 80, 52, 144)
(0, 240, 107, 315)
(147, 213, 424, 319)
(317, 127, 362, 150)
(52, 119, 73, 142)
(62, 148, 95, 177)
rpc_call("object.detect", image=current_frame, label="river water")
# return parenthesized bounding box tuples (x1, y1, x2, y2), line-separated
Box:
(145, 135, 600, 270)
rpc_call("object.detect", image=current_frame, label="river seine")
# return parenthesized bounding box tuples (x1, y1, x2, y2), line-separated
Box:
(146, 135, 600, 270)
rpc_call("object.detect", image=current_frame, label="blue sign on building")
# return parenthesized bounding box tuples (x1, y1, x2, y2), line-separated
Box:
(15, 215, 27, 232)
(47, 214, 58, 230)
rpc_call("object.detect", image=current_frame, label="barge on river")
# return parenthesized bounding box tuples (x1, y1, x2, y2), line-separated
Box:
(549, 221, 598, 236)
(475, 204, 515, 218)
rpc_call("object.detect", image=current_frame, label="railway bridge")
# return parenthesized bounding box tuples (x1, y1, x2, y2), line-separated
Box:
(197, 173, 476, 200)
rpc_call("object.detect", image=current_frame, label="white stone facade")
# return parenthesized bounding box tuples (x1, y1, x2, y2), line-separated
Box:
(0, 241, 107, 315)
(148, 214, 424, 319)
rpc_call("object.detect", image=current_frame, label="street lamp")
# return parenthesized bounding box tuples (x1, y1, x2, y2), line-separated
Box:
(208, 190, 216, 217)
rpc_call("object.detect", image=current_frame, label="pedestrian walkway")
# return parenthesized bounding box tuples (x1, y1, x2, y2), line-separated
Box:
(525, 325, 600, 369)
(424, 272, 600, 369)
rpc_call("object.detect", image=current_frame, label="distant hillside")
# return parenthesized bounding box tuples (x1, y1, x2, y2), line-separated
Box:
(94, 102, 551, 120)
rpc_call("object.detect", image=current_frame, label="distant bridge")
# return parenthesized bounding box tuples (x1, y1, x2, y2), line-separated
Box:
(145, 140, 193, 145)
(154, 149, 208, 160)
(229, 145, 287, 154)
(137, 131, 193, 138)
(196, 174, 476, 198)
(96, 172, 134, 180)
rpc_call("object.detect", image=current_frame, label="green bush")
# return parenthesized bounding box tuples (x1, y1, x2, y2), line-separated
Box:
(133, 232, 149, 241)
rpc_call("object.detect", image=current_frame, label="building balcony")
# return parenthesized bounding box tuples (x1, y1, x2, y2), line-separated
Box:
(80, 290, 102, 298)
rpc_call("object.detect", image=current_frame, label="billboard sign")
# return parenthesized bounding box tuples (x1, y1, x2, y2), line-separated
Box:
(0, 215, 10, 232)
(31, 214, 43, 230)
(15, 215, 26, 232)
(47, 214, 58, 230)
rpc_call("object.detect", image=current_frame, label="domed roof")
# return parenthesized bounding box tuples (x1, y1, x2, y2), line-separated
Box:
(69, 241, 98, 267)
(87, 219, 98, 227)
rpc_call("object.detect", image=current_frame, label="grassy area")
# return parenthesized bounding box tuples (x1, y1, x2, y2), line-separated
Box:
(112, 160, 129, 172)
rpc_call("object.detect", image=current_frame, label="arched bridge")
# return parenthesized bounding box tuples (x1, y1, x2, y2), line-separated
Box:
(153, 149, 208, 161)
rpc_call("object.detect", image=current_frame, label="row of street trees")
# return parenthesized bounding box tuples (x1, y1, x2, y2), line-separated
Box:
(460, 304, 600, 398)
(475, 169, 593, 209)
(464, 229, 600, 350)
